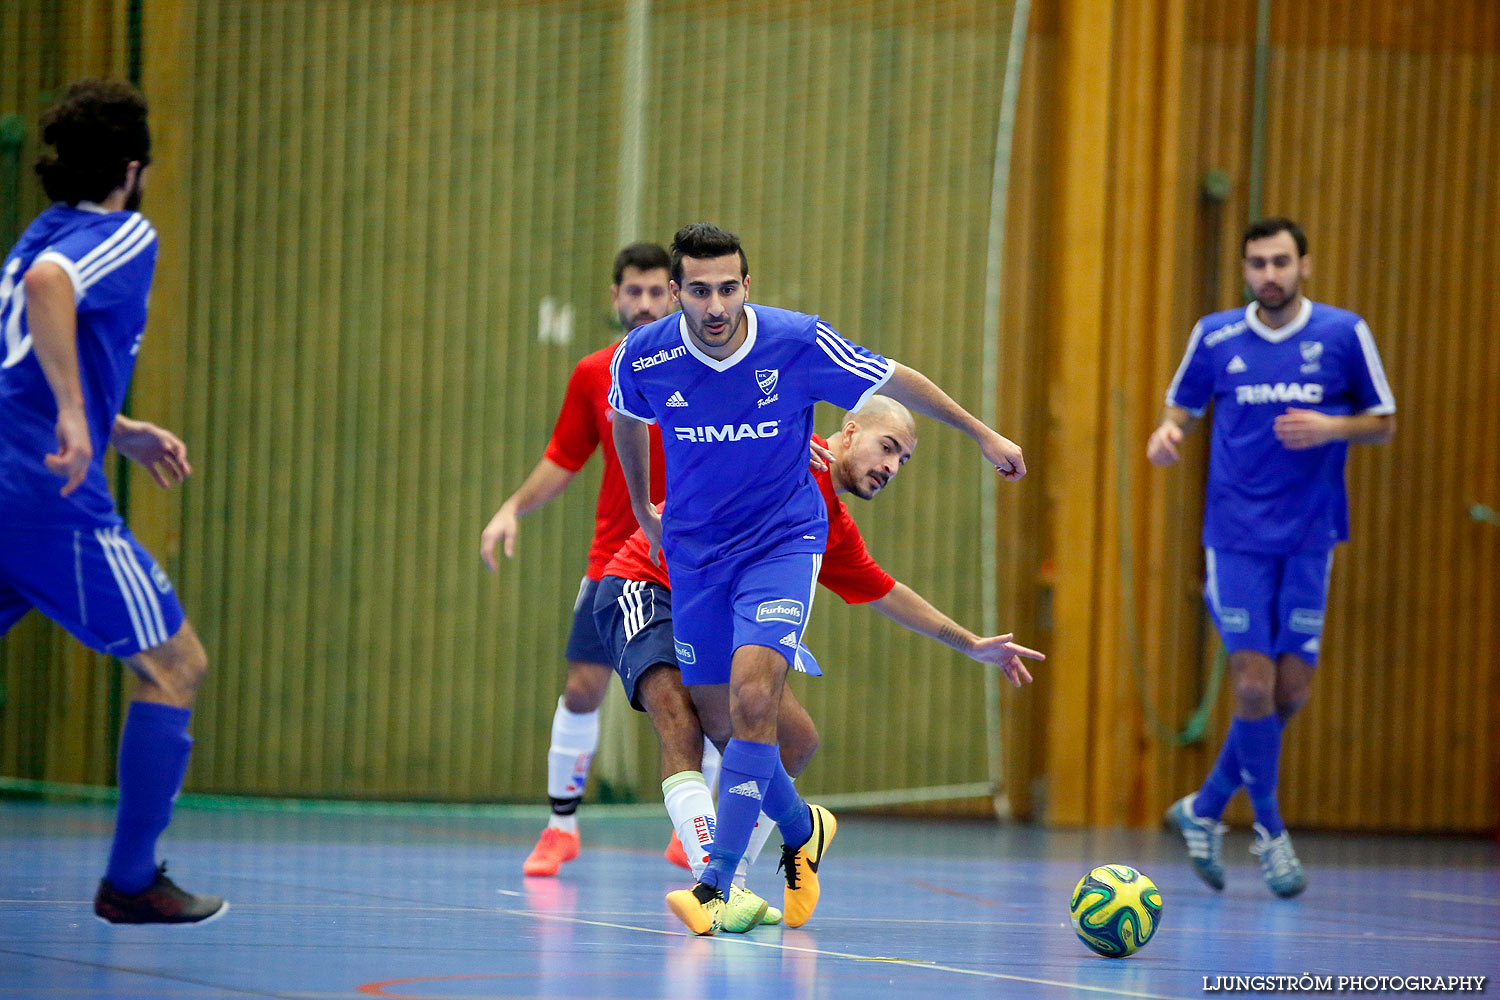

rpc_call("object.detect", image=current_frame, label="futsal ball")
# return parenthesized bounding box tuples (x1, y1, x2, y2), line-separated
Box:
(1069, 864, 1162, 958)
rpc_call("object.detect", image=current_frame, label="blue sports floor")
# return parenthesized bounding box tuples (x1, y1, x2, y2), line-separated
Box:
(1, 801, 1495, 999)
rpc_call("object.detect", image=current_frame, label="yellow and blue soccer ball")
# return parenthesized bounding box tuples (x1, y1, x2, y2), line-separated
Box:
(1069, 864, 1162, 958)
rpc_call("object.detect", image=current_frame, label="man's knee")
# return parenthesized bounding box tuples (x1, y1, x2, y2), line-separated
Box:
(1228, 650, 1276, 718)
(563, 661, 612, 712)
(1275, 655, 1314, 722)
(131, 621, 208, 706)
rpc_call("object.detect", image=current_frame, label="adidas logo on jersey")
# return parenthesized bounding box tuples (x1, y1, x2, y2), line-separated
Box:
(779, 632, 798, 648)
(1225, 355, 1247, 374)
(726, 780, 763, 800)
(666, 390, 689, 407)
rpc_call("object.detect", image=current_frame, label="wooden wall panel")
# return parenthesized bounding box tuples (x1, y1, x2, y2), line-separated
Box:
(639, 0, 1021, 798)
(0, 0, 131, 788)
(1030, 0, 1499, 832)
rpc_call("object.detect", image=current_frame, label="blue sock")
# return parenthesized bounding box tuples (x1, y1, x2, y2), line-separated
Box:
(106, 702, 193, 893)
(702, 739, 778, 892)
(1192, 731, 1241, 820)
(760, 756, 811, 848)
(1234, 715, 1285, 837)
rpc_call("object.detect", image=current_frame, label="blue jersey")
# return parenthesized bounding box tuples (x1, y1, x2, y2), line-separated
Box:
(1166, 299, 1396, 554)
(609, 304, 892, 573)
(0, 203, 158, 526)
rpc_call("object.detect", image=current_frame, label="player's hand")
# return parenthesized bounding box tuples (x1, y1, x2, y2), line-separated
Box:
(978, 428, 1026, 481)
(479, 504, 520, 571)
(809, 438, 835, 472)
(1274, 407, 1338, 450)
(968, 633, 1045, 687)
(111, 416, 191, 489)
(1146, 420, 1185, 466)
(45, 406, 93, 497)
(639, 506, 665, 563)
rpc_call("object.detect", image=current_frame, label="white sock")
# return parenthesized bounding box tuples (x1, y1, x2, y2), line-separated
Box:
(662, 770, 715, 881)
(744, 811, 778, 868)
(546, 697, 599, 826)
(701, 738, 723, 800)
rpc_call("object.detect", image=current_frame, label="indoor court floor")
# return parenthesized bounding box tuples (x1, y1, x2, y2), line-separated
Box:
(1, 800, 1495, 999)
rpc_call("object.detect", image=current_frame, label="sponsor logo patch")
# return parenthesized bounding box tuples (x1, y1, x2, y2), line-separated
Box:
(632, 345, 688, 371)
(1235, 382, 1324, 405)
(1204, 321, 1246, 347)
(674, 639, 696, 665)
(1218, 607, 1251, 633)
(755, 599, 805, 625)
(674, 421, 780, 442)
(1289, 608, 1324, 634)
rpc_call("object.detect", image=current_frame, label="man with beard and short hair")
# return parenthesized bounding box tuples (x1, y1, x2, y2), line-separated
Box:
(480, 242, 679, 877)
(0, 79, 224, 924)
(1148, 217, 1396, 898)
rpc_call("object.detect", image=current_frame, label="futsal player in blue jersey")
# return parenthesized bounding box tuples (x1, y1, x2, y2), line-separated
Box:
(609, 222, 1027, 933)
(1149, 218, 1396, 897)
(0, 80, 225, 924)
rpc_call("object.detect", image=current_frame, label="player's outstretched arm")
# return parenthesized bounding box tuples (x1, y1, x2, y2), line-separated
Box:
(880, 362, 1026, 480)
(612, 411, 662, 560)
(480, 458, 577, 571)
(1145, 405, 1196, 466)
(24, 262, 91, 496)
(868, 581, 1044, 688)
(111, 415, 192, 489)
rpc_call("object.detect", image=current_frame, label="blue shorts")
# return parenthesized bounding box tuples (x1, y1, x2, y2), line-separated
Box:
(0, 522, 185, 658)
(1204, 547, 1334, 666)
(563, 575, 611, 666)
(592, 576, 676, 711)
(670, 547, 824, 686)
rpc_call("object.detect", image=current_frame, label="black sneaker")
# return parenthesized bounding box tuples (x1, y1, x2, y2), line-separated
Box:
(94, 863, 227, 925)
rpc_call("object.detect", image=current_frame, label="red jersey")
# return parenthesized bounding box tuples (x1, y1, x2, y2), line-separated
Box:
(602, 435, 896, 604)
(543, 340, 668, 580)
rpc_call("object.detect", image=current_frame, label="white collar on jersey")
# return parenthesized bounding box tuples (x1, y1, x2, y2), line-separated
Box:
(75, 201, 112, 214)
(1245, 297, 1312, 343)
(680, 303, 759, 372)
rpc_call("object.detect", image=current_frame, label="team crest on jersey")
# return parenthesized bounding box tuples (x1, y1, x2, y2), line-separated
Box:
(755, 368, 779, 396)
(1300, 340, 1322, 373)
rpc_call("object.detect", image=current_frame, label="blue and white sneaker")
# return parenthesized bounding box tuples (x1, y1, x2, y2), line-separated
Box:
(1164, 794, 1226, 890)
(1251, 823, 1308, 898)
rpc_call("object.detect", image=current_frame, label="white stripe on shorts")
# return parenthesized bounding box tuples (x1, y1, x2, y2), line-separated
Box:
(96, 527, 150, 650)
(97, 527, 167, 649)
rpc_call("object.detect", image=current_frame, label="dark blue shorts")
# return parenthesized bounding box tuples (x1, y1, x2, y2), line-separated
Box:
(563, 575, 611, 666)
(592, 576, 677, 711)
(0, 521, 185, 658)
(1204, 547, 1334, 666)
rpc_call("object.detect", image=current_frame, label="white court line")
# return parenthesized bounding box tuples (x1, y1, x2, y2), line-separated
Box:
(1405, 890, 1500, 906)
(504, 908, 1186, 1000)
(5, 897, 1498, 947)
